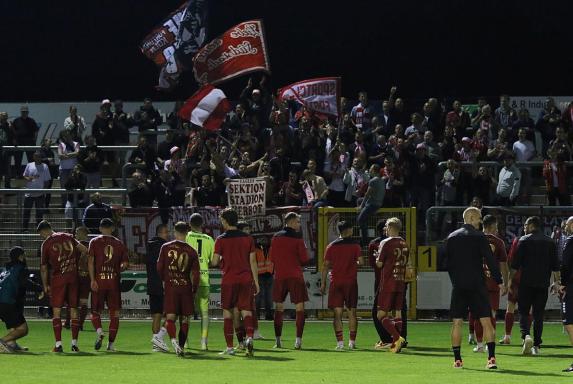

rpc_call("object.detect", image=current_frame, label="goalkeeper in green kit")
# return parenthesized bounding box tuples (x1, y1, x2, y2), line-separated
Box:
(186, 213, 215, 350)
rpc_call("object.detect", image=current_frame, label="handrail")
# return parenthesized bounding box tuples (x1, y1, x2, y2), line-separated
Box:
(437, 160, 573, 169)
(0, 188, 127, 194)
(2, 145, 137, 152)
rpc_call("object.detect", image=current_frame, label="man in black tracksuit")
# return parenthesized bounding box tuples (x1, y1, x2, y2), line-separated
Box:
(559, 220, 573, 372)
(446, 207, 504, 369)
(510, 216, 560, 356)
(146, 223, 169, 352)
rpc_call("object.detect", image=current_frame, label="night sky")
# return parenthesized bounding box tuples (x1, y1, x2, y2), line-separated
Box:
(1, 0, 572, 104)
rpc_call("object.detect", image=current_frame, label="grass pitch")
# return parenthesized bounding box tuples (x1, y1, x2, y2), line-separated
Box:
(3, 320, 573, 383)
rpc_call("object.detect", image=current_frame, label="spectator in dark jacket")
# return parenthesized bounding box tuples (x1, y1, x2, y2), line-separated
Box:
(129, 136, 158, 176)
(78, 136, 105, 188)
(146, 224, 169, 342)
(82, 192, 113, 234)
(128, 171, 154, 208)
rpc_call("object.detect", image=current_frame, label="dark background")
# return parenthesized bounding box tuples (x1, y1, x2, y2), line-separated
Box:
(1, 0, 572, 103)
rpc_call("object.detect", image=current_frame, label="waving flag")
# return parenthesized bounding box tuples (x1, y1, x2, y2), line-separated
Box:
(278, 77, 341, 117)
(178, 84, 231, 131)
(193, 20, 270, 85)
(141, 0, 208, 90)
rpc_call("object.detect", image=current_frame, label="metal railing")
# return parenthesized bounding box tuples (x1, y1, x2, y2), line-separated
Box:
(425, 205, 573, 245)
(2, 145, 137, 152)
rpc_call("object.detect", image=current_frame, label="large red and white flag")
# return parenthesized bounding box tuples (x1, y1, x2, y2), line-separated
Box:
(178, 85, 231, 131)
(193, 20, 270, 85)
(278, 77, 341, 117)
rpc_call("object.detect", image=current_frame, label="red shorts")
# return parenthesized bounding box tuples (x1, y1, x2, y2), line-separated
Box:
(328, 281, 358, 309)
(272, 277, 309, 304)
(377, 290, 405, 312)
(164, 286, 194, 316)
(221, 281, 254, 311)
(91, 288, 121, 312)
(488, 289, 500, 311)
(51, 277, 78, 308)
(78, 275, 91, 302)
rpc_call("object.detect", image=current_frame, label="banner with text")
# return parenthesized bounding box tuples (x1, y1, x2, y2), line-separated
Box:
(510, 96, 572, 119)
(193, 19, 270, 85)
(278, 77, 341, 117)
(117, 206, 316, 262)
(226, 177, 266, 217)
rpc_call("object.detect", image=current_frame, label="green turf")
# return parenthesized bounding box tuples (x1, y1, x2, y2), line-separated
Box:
(3, 320, 573, 383)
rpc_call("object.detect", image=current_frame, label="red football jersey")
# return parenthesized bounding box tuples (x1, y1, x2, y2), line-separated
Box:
(214, 230, 256, 284)
(269, 228, 309, 280)
(484, 233, 508, 290)
(89, 235, 129, 289)
(41, 232, 81, 281)
(377, 237, 409, 292)
(157, 240, 199, 289)
(324, 238, 361, 283)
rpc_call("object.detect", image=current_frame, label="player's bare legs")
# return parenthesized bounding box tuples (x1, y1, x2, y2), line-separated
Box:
(0, 322, 28, 344)
(333, 307, 344, 350)
(479, 316, 497, 368)
(451, 318, 463, 366)
(152, 313, 162, 335)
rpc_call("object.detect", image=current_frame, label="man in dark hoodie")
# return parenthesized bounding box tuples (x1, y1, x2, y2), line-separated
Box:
(147, 223, 170, 352)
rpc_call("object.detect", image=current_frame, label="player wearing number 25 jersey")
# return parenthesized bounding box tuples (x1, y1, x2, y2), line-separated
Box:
(38, 220, 87, 352)
(88, 218, 128, 352)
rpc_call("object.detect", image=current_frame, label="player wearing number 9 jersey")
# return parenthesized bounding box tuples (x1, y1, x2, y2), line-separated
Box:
(185, 213, 214, 350)
(158, 221, 200, 356)
(38, 220, 87, 352)
(88, 218, 129, 352)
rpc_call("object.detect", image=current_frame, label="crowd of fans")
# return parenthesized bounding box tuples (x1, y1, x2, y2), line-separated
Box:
(1, 80, 573, 229)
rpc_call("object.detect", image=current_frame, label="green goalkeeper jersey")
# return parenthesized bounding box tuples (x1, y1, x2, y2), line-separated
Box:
(185, 230, 214, 287)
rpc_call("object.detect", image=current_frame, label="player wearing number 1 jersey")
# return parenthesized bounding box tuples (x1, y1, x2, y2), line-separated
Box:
(38, 220, 87, 352)
(186, 213, 214, 351)
(88, 218, 129, 352)
(158, 222, 200, 357)
(376, 217, 409, 353)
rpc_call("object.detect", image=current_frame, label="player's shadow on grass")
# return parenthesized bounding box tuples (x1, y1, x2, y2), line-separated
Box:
(98, 351, 150, 356)
(406, 346, 451, 353)
(464, 367, 564, 377)
(183, 354, 225, 361)
(295, 347, 355, 353)
(247, 355, 294, 361)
